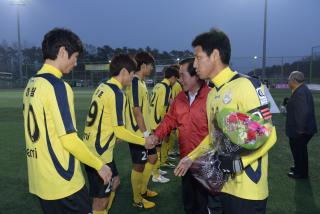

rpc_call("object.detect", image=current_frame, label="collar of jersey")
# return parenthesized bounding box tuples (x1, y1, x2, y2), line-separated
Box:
(134, 74, 143, 81)
(162, 78, 171, 86)
(37, 64, 63, 78)
(108, 77, 123, 89)
(211, 66, 237, 88)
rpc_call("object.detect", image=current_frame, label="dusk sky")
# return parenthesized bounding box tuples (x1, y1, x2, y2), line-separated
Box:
(0, 0, 319, 59)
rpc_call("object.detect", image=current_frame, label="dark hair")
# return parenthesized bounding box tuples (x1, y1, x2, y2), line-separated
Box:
(170, 64, 180, 70)
(135, 52, 155, 71)
(164, 66, 179, 79)
(186, 62, 197, 77)
(179, 57, 194, 65)
(109, 54, 137, 77)
(42, 28, 83, 61)
(192, 28, 231, 65)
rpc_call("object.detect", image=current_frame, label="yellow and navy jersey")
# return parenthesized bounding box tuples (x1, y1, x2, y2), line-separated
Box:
(206, 67, 276, 200)
(149, 78, 172, 130)
(171, 80, 183, 99)
(83, 78, 126, 164)
(125, 76, 150, 136)
(23, 64, 84, 200)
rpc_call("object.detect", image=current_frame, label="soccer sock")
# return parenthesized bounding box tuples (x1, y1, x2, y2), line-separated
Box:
(93, 211, 106, 214)
(153, 151, 161, 177)
(168, 132, 175, 153)
(106, 191, 115, 212)
(141, 162, 154, 194)
(131, 169, 143, 203)
(161, 141, 169, 164)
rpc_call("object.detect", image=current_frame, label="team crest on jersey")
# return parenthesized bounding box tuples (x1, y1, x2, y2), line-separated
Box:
(256, 87, 268, 106)
(223, 92, 232, 104)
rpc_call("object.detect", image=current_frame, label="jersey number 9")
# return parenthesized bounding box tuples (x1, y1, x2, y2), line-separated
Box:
(86, 101, 98, 127)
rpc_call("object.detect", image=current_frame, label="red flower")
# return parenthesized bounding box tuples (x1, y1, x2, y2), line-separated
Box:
(227, 113, 238, 123)
(236, 112, 250, 121)
(247, 129, 256, 141)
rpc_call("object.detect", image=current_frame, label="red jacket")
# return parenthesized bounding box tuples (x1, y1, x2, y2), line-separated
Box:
(154, 83, 210, 158)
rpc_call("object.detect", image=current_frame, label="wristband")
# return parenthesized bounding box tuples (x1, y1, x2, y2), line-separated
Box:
(143, 131, 150, 138)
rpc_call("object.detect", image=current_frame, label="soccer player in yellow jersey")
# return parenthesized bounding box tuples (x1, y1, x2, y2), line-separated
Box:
(83, 54, 155, 213)
(175, 28, 277, 214)
(23, 28, 112, 214)
(125, 52, 158, 208)
(149, 66, 179, 182)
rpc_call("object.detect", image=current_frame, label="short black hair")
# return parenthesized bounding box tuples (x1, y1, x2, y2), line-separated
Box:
(135, 52, 155, 71)
(109, 54, 137, 77)
(42, 28, 83, 61)
(179, 57, 194, 65)
(186, 62, 197, 77)
(164, 66, 179, 79)
(192, 28, 231, 65)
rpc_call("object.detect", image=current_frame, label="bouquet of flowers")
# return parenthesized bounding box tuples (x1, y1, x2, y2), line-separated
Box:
(190, 108, 273, 193)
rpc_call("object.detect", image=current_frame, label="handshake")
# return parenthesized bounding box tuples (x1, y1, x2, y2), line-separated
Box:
(144, 134, 160, 149)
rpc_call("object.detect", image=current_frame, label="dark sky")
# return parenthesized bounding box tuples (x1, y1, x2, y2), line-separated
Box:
(1, 0, 319, 58)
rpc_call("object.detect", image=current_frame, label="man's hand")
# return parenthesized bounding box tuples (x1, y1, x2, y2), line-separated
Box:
(144, 135, 156, 149)
(174, 156, 193, 177)
(218, 154, 243, 174)
(150, 134, 160, 145)
(97, 165, 112, 184)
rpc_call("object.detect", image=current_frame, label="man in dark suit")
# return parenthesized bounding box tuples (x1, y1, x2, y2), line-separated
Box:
(286, 71, 317, 179)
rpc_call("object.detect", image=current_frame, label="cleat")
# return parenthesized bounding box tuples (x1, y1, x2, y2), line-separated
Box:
(159, 169, 168, 175)
(132, 199, 156, 209)
(168, 151, 176, 156)
(152, 175, 170, 183)
(168, 156, 176, 161)
(141, 189, 158, 198)
(161, 161, 176, 168)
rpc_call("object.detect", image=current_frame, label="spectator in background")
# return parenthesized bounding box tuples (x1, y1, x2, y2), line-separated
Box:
(286, 71, 317, 179)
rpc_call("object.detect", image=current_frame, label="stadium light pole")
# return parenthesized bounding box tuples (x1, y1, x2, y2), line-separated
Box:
(11, 0, 26, 86)
(253, 56, 258, 76)
(261, 0, 268, 80)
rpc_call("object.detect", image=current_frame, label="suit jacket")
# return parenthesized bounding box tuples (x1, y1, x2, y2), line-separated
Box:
(286, 84, 317, 138)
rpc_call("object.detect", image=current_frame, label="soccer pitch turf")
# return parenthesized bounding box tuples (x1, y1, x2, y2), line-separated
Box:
(0, 88, 319, 214)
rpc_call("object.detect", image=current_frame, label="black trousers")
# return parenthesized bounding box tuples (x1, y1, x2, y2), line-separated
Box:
(182, 170, 209, 214)
(38, 186, 91, 214)
(289, 134, 313, 176)
(208, 193, 267, 214)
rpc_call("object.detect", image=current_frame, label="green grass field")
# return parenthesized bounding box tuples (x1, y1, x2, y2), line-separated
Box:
(0, 88, 319, 214)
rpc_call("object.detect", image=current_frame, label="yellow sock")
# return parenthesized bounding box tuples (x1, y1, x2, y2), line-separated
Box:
(131, 170, 143, 203)
(168, 132, 175, 153)
(106, 191, 115, 212)
(93, 211, 106, 214)
(153, 151, 161, 177)
(161, 141, 169, 164)
(141, 162, 154, 194)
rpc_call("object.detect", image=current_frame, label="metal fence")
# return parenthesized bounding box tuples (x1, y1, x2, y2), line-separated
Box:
(1, 55, 319, 89)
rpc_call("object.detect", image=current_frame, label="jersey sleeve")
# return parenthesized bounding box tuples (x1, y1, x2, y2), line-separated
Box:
(110, 91, 125, 127)
(132, 77, 141, 107)
(48, 80, 76, 137)
(240, 79, 267, 112)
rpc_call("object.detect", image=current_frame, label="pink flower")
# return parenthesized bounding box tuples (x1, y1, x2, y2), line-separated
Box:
(248, 121, 261, 131)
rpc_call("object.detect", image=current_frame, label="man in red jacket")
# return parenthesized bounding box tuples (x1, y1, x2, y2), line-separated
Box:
(152, 58, 210, 214)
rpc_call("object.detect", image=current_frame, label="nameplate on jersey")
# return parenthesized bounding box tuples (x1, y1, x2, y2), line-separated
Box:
(256, 87, 268, 106)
